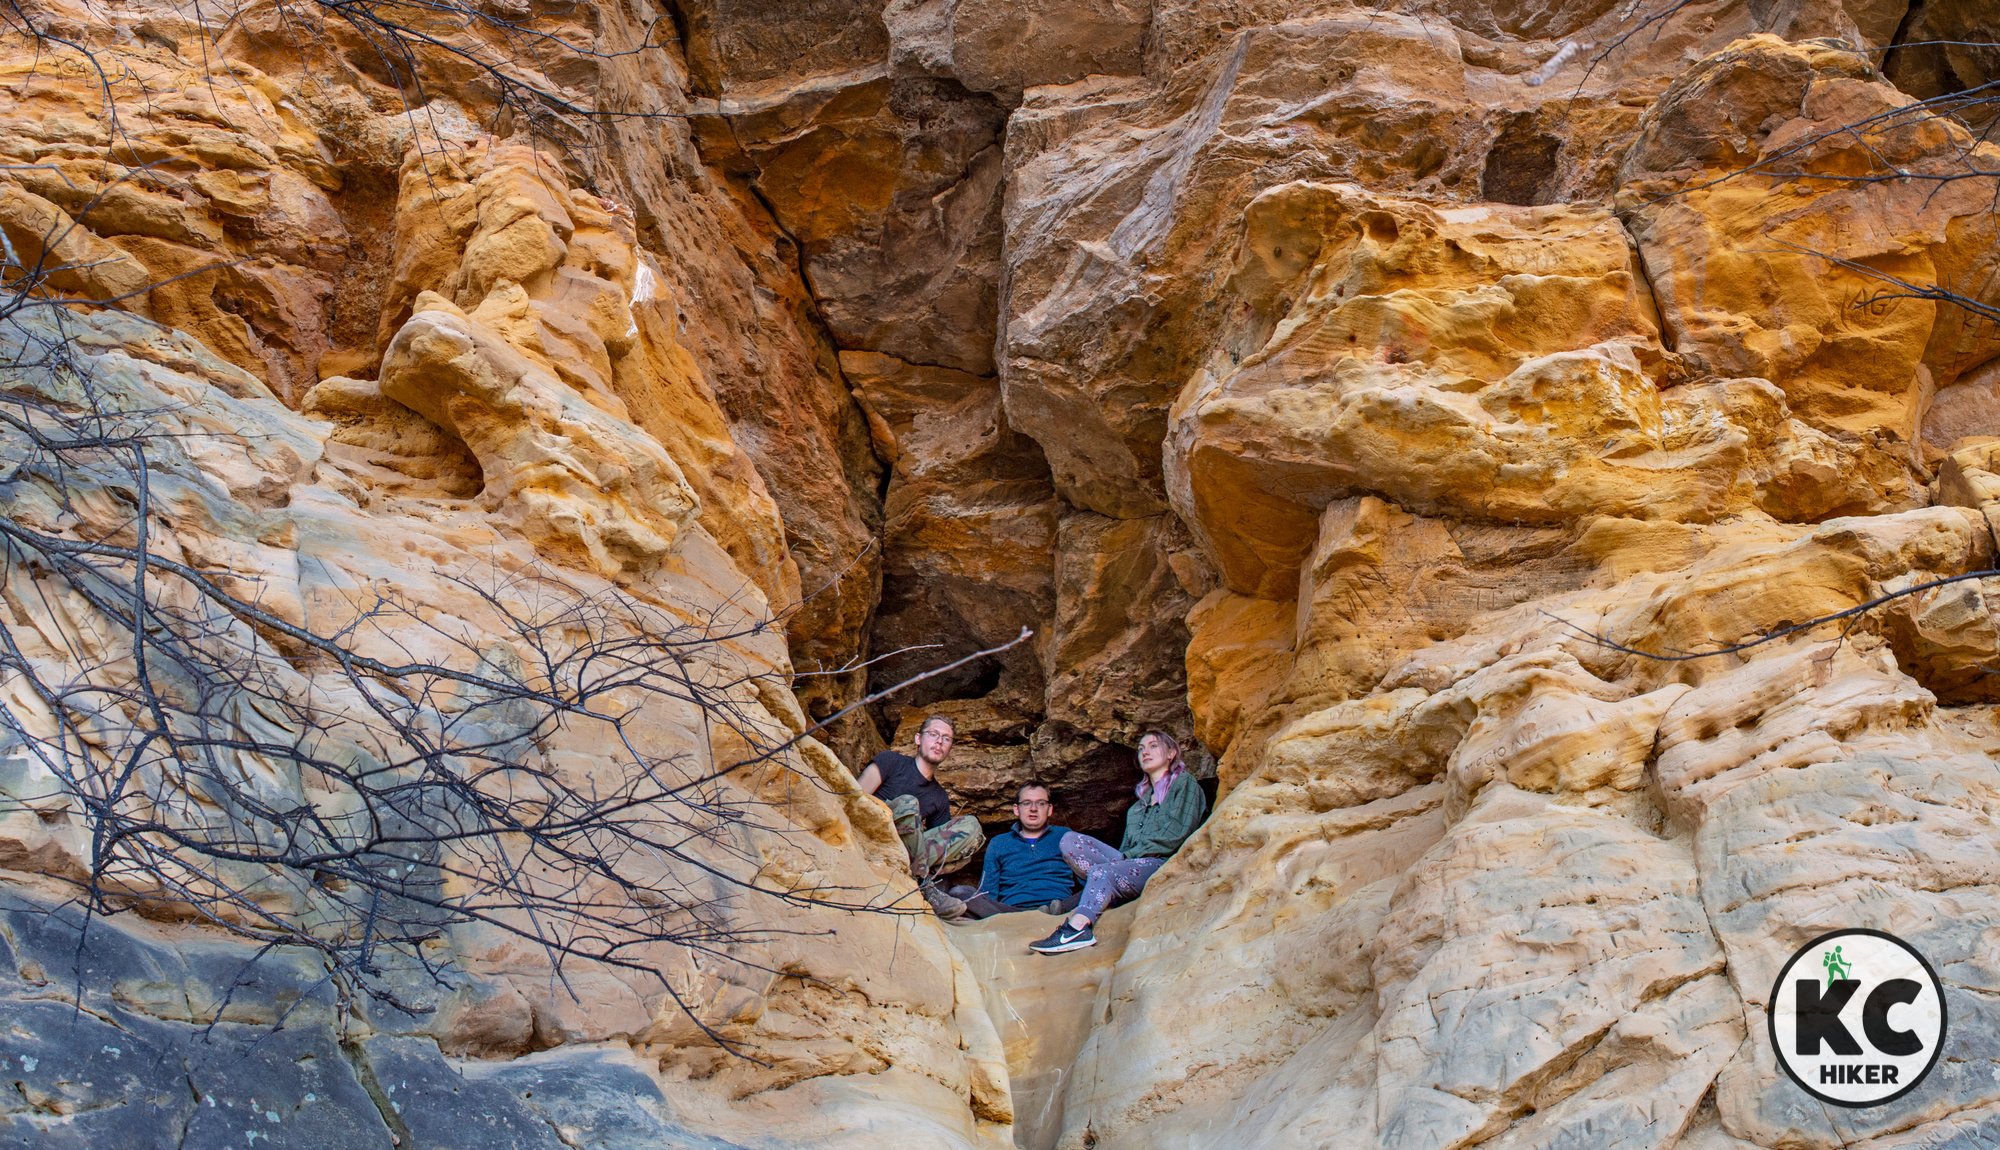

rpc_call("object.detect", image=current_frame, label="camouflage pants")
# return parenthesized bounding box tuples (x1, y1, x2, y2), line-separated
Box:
(887, 794, 984, 877)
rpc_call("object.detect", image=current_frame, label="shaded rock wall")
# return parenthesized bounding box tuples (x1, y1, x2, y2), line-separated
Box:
(673, 0, 1212, 831)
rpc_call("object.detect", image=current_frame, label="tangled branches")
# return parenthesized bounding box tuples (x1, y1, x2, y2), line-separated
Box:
(0, 226, 1035, 1045)
(0, 0, 1043, 1049)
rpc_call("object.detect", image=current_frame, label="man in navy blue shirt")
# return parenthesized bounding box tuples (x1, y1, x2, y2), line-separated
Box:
(951, 781, 1079, 919)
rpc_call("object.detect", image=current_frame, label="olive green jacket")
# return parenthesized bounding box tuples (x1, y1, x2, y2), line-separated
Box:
(1119, 770, 1208, 860)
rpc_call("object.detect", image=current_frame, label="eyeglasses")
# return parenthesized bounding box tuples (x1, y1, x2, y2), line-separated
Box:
(1016, 800, 1051, 808)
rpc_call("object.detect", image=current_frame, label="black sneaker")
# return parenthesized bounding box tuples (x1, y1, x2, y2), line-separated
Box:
(1029, 922, 1096, 954)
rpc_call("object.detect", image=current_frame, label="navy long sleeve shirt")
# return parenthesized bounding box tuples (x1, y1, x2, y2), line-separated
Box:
(978, 824, 1077, 907)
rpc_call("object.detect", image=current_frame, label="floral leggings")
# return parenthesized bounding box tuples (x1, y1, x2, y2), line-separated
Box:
(1060, 832, 1164, 923)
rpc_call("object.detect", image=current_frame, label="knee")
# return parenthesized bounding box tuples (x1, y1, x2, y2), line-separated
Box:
(1064, 836, 1112, 872)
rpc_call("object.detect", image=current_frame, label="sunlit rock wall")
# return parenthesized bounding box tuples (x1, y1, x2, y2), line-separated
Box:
(1020, 9, 2000, 1150)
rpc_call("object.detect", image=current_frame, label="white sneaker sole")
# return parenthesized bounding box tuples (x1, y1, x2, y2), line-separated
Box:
(1030, 936, 1097, 954)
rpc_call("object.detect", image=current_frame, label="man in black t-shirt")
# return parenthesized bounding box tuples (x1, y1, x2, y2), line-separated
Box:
(857, 715, 985, 917)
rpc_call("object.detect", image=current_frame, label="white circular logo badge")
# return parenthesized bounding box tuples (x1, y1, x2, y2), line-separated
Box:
(1768, 929, 1946, 1107)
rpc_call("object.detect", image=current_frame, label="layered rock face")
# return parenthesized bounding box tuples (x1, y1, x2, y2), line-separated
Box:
(0, 2, 1006, 1145)
(5, 0, 2000, 1149)
(1013, 9, 2000, 1149)
(0, 301, 1011, 1147)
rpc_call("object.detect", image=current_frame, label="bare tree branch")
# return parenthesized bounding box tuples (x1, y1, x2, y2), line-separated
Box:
(1543, 569, 2000, 662)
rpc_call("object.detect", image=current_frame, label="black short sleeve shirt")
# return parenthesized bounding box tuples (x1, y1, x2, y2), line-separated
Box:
(871, 751, 951, 829)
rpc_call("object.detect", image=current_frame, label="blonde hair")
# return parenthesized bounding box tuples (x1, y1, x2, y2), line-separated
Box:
(1135, 730, 1188, 799)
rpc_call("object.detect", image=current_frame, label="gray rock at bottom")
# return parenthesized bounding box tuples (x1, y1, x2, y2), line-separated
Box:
(0, 995, 394, 1150)
(355, 1035, 750, 1150)
(478, 1047, 752, 1150)
(0, 894, 751, 1150)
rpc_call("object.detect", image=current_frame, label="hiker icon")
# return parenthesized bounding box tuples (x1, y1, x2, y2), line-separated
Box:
(1823, 945, 1851, 982)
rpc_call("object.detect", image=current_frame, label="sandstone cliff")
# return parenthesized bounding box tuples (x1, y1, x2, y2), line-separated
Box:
(0, 2, 1005, 1144)
(2, 0, 1999, 1148)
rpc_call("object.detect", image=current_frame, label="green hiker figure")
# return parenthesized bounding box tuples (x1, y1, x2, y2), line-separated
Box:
(1823, 945, 1851, 982)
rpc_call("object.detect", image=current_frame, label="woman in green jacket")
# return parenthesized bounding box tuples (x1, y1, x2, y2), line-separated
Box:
(1030, 730, 1208, 954)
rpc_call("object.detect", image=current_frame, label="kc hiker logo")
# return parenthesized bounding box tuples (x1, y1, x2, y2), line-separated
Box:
(1767, 929, 1946, 1107)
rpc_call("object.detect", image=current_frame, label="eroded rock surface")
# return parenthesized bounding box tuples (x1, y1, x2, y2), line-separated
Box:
(0, 2, 1002, 1144)
(0, 297, 1009, 1147)
(1025, 22, 2000, 1150)
(6, 1, 2000, 1149)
